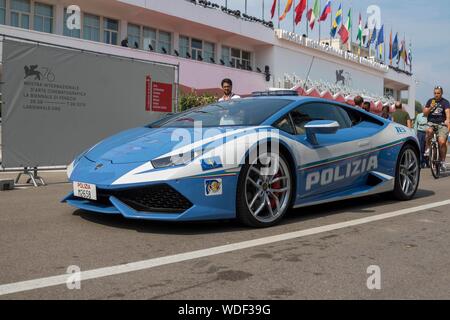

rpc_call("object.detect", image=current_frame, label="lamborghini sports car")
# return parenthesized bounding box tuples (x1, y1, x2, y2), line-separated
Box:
(63, 94, 421, 227)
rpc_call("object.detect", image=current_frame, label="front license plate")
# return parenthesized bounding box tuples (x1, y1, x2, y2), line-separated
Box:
(73, 182, 97, 200)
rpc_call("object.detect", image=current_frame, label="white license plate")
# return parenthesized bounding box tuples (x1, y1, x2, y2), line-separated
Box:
(73, 182, 97, 200)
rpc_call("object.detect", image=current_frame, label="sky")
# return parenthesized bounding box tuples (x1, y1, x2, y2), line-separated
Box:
(212, 0, 450, 104)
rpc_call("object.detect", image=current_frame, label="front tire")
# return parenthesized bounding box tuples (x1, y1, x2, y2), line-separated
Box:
(391, 144, 420, 200)
(236, 152, 293, 228)
(430, 143, 440, 179)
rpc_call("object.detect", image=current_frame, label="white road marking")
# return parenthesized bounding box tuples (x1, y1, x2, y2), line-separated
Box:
(1, 199, 450, 296)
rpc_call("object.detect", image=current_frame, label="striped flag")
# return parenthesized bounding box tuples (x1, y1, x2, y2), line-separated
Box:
(356, 13, 363, 48)
(319, 0, 332, 22)
(307, 0, 320, 30)
(346, 8, 352, 32)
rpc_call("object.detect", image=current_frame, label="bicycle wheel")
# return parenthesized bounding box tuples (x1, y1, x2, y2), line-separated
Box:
(430, 143, 440, 179)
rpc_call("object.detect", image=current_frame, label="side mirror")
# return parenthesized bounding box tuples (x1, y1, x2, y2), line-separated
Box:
(304, 120, 340, 145)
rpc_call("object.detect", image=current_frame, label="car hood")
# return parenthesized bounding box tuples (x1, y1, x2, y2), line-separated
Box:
(84, 126, 248, 164)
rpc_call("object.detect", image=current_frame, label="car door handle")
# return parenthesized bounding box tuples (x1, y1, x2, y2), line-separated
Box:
(358, 141, 370, 148)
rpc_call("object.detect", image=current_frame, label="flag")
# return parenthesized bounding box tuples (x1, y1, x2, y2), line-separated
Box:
(345, 8, 352, 32)
(362, 21, 369, 45)
(294, 0, 307, 25)
(279, 0, 293, 21)
(313, 0, 321, 20)
(376, 25, 384, 58)
(319, 0, 331, 22)
(402, 42, 408, 64)
(330, 3, 342, 38)
(307, 0, 320, 30)
(408, 44, 412, 65)
(392, 33, 399, 60)
(338, 8, 351, 45)
(408, 44, 412, 71)
(356, 14, 363, 46)
(338, 24, 349, 44)
(270, 0, 277, 19)
(367, 26, 377, 48)
(398, 40, 405, 64)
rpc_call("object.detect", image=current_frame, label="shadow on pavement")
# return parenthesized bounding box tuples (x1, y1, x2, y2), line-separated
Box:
(72, 188, 436, 235)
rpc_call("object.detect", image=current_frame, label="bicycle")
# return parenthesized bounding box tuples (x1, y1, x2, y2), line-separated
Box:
(428, 124, 444, 179)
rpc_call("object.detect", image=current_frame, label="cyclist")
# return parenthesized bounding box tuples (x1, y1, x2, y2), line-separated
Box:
(423, 86, 450, 171)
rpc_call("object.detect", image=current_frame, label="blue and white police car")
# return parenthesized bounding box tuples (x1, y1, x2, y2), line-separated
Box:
(64, 92, 420, 227)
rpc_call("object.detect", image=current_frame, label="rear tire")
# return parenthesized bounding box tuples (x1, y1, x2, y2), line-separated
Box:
(236, 152, 293, 228)
(391, 144, 420, 200)
(430, 143, 440, 179)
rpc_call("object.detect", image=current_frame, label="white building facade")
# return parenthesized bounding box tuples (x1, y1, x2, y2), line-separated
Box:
(0, 0, 416, 115)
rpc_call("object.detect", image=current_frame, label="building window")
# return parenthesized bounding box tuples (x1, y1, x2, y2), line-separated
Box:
(127, 23, 141, 48)
(103, 17, 118, 45)
(221, 46, 231, 66)
(0, 0, 6, 25)
(143, 27, 156, 51)
(231, 48, 241, 68)
(241, 50, 251, 70)
(203, 41, 215, 63)
(11, 0, 30, 29)
(191, 38, 202, 61)
(179, 35, 190, 58)
(83, 13, 100, 42)
(180, 36, 215, 63)
(63, 7, 80, 38)
(157, 30, 171, 54)
(34, 2, 53, 33)
(222, 46, 252, 70)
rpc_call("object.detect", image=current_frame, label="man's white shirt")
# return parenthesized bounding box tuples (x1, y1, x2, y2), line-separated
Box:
(219, 93, 241, 102)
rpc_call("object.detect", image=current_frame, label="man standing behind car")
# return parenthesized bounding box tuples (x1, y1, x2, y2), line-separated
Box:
(414, 111, 429, 167)
(354, 96, 364, 108)
(219, 79, 241, 101)
(423, 86, 450, 170)
(392, 101, 412, 128)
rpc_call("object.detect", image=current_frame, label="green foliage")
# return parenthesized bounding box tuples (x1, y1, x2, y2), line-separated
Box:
(178, 93, 218, 112)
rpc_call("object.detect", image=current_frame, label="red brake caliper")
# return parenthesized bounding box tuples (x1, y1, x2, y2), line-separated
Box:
(270, 172, 281, 209)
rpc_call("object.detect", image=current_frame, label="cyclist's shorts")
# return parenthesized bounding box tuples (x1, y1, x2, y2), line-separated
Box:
(428, 123, 449, 139)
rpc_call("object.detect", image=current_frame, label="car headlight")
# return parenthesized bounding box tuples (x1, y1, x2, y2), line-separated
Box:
(151, 149, 204, 169)
(67, 160, 75, 178)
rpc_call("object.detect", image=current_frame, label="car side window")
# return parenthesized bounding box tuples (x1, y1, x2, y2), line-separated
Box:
(341, 106, 363, 126)
(290, 103, 351, 135)
(273, 115, 295, 135)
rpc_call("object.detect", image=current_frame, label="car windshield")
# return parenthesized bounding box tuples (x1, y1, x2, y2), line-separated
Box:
(147, 98, 293, 128)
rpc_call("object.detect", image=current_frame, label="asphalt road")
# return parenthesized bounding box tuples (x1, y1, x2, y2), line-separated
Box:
(0, 168, 449, 300)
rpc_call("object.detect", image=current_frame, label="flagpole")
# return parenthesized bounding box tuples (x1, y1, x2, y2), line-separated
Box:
(262, 0, 264, 20)
(278, 0, 281, 29)
(389, 27, 392, 65)
(349, 9, 352, 52)
(338, 3, 342, 49)
(306, 0, 309, 37)
(410, 40, 413, 73)
(293, 0, 296, 33)
(330, 3, 333, 45)
(383, 27, 386, 64)
(318, 0, 321, 42)
(403, 33, 406, 71)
